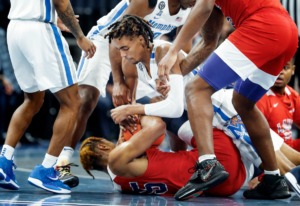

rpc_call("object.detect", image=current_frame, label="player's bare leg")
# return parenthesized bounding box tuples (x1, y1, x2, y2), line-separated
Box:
(174, 76, 229, 201)
(233, 92, 290, 199)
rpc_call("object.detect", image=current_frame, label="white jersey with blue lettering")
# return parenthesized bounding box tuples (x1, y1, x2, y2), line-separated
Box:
(144, 0, 191, 39)
(8, 0, 57, 24)
(88, 0, 191, 40)
(212, 88, 284, 164)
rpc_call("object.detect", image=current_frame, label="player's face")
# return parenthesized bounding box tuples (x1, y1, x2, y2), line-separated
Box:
(179, 0, 196, 9)
(273, 59, 295, 88)
(112, 35, 145, 64)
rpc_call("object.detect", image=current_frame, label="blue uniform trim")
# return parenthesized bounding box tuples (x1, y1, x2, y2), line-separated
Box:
(213, 105, 231, 122)
(91, 3, 128, 37)
(44, 0, 51, 23)
(192, 69, 198, 75)
(50, 24, 73, 85)
(234, 78, 268, 103)
(150, 52, 155, 59)
(199, 53, 240, 90)
(77, 55, 86, 78)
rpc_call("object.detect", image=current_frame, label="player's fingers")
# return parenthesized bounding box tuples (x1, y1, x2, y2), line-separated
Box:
(112, 98, 118, 107)
(90, 44, 96, 54)
(87, 49, 95, 59)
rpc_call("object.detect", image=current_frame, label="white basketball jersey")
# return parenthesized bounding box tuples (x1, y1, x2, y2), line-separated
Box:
(136, 39, 196, 109)
(89, 0, 190, 39)
(8, 0, 57, 24)
(144, 0, 191, 39)
(136, 40, 168, 91)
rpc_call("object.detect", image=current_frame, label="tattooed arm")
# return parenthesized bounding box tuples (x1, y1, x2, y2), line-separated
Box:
(53, 0, 84, 39)
(180, 7, 224, 76)
(53, 0, 96, 58)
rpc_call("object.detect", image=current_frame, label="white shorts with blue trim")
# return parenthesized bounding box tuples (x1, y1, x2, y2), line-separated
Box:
(7, 20, 77, 93)
(76, 35, 111, 97)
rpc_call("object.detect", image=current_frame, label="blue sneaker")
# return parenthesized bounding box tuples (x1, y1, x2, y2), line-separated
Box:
(0, 156, 19, 190)
(284, 166, 300, 198)
(28, 165, 71, 194)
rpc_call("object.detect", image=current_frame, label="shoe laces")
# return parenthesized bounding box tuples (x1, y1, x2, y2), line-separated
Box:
(188, 162, 200, 174)
(56, 163, 78, 178)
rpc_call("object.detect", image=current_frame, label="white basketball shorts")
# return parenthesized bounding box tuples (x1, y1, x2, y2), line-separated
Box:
(7, 20, 77, 93)
(77, 35, 111, 97)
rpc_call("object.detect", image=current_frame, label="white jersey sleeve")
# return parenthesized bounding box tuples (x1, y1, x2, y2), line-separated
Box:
(89, 0, 130, 39)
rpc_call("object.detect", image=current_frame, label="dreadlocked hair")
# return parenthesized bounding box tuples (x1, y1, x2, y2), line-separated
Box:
(104, 14, 154, 48)
(79, 137, 106, 179)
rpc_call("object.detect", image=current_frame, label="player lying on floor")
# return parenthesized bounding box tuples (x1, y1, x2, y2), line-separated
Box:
(80, 115, 250, 197)
(105, 14, 297, 200)
(79, 113, 300, 199)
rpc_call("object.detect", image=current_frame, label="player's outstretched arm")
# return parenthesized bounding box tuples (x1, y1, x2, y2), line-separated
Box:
(180, 8, 224, 75)
(108, 116, 165, 177)
(158, 0, 215, 81)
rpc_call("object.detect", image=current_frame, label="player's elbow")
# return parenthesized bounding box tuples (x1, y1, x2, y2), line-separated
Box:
(108, 150, 125, 176)
(167, 102, 184, 118)
(53, 0, 68, 11)
(143, 117, 166, 136)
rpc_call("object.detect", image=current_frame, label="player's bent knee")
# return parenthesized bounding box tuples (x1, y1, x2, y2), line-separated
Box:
(79, 86, 100, 113)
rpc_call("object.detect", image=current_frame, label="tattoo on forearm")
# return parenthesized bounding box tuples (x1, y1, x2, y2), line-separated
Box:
(180, 41, 208, 75)
(56, 2, 84, 39)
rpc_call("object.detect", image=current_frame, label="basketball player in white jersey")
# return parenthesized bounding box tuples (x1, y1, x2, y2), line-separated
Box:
(56, 0, 195, 186)
(106, 15, 188, 122)
(0, 0, 96, 194)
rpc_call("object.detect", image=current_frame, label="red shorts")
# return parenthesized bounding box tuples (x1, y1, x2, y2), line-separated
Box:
(204, 129, 246, 196)
(229, 8, 298, 76)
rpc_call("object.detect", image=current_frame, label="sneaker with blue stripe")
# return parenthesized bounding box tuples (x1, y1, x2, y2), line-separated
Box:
(28, 165, 71, 194)
(0, 156, 19, 190)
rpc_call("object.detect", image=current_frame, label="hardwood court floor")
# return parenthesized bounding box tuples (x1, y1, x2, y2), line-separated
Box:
(0, 143, 299, 206)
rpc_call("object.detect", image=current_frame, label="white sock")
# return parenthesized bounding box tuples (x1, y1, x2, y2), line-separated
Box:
(56, 146, 74, 166)
(1, 144, 15, 160)
(42, 153, 58, 168)
(198, 154, 216, 163)
(264, 169, 280, 176)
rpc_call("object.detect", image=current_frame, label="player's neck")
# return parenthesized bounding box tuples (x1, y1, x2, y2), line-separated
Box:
(271, 86, 285, 95)
(168, 0, 181, 15)
(141, 43, 154, 66)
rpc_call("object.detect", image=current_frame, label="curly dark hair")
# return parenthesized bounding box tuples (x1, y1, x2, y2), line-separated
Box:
(104, 14, 154, 48)
(79, 137, 108, 179)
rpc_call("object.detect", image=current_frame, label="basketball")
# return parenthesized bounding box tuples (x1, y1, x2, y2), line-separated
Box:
(122, 122, 165, 147)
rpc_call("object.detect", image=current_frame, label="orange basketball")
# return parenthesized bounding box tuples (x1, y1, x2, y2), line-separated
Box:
(122, 122, 164, 148)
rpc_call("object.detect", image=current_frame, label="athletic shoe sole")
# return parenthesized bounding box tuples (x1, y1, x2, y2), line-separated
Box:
(0, 168, 19, 190)
(243, 190, 291, 199)
(28, 177, 71, 194)
(174, 171, 229, 201)
(285, 172, 300, 198)
(61, 176, 79, 188)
